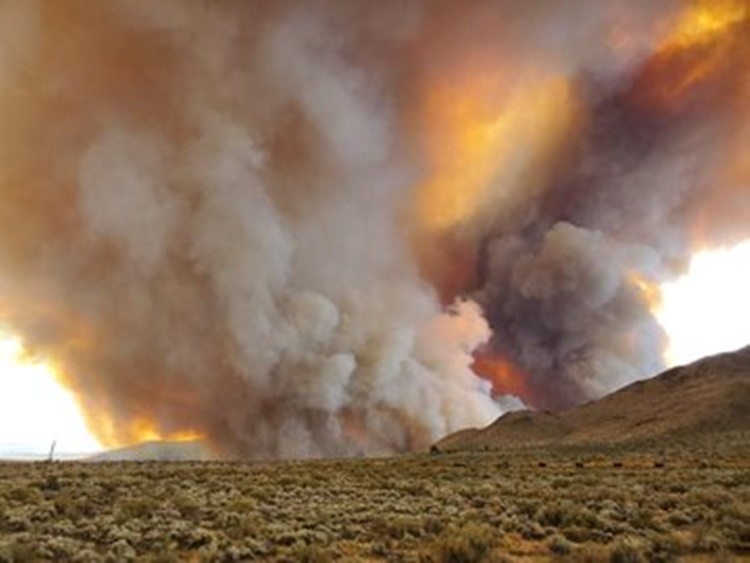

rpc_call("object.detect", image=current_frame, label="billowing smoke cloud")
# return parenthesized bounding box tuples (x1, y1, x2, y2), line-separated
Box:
(406, 0, 749, 409)
(463, 0, 750, 409)
(0, 0, 500, 457)
(0, 1, 747, 456)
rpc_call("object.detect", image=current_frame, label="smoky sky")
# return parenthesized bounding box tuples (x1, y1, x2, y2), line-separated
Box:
(0, 0, 747, 457)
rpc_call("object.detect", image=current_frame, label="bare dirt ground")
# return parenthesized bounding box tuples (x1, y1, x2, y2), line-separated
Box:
(0, 433, 748, 562)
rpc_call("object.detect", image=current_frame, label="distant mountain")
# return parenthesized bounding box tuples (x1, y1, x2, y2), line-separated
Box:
(87, 440, 211, 462)
(435, 345, 750, 452)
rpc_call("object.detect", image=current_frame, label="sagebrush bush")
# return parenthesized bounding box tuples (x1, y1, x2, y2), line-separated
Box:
(431, 522, 495, 563)
(610, 537, 648, 563)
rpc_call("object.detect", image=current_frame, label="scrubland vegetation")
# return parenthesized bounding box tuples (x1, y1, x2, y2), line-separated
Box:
(0, 434, 747, 562)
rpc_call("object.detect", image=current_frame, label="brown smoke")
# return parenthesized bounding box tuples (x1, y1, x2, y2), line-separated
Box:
(0, 1, 747, 456)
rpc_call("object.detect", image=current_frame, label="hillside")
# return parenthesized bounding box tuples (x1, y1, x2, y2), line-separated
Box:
(435, 345, 750, 451)
(87, 440, 211, 462)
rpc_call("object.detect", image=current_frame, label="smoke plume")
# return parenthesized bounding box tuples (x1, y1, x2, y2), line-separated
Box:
(0, 0, 747, 456)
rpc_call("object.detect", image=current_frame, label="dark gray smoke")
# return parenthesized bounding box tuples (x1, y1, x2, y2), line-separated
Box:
(468, 15, 750, 408)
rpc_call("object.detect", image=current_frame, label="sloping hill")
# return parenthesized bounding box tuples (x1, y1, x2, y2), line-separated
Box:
(435, 345, 750, 451)
(87, 440, 211, 462)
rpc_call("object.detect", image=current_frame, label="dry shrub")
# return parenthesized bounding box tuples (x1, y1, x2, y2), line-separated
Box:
(117, 496, 160, 520)
(375, 515, 425, 540)
(572, 543, 614, 562)
(0, 439, 746, 561)
(692, 525, 728, 553)
(548, 534, 572, 555)
(609, 537, 648, 563)
(647, 532, 689, 560)
(0, 541, 35, 563)
(293, 544, 332, 563)
(430, 522, 496, 563)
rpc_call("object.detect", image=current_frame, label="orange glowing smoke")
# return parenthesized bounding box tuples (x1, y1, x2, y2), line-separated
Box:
(629, 273, 663, 311)
(89, 406, 205, 448)
(62, 378, 207, 448)
(625, 0, 750, 247)
(0, 298, 205, 449)
(630, 0, 747, 112)
(415, 71, 507, 231)
(684, 2, 750, 248)
(127, 419, 204, 445)
(88, 381, 208, 448)
(410, 73, 579, 304)
(668, 0, 747, 49)
(472, 353, 530, 403)
(414, 74, 577, 233)
(700, 97, 750, 245)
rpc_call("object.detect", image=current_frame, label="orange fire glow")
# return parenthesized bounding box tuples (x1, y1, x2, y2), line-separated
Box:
(689, 57, 750, 247)
(629, 273, 663, 310)
(472, 353, 530, 402)
(120, 418, 205, 446)
(630, 0, 746, 111)
(23, 305, 207, 450)
(414, 74, 576, 233)
(668, 0, 747, 50)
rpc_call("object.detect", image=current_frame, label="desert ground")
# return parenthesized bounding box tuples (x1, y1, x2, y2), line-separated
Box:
(0, 433, 747, 562)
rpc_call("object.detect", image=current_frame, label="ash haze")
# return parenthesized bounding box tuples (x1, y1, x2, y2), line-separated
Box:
(0, 0, 748, 459)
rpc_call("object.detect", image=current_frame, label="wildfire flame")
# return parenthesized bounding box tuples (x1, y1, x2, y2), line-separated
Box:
(127, 420, 205, 445)
(87, 387, 207, 448)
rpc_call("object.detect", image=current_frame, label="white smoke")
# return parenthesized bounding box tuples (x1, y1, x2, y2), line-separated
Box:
(0, 0, 503, 458)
